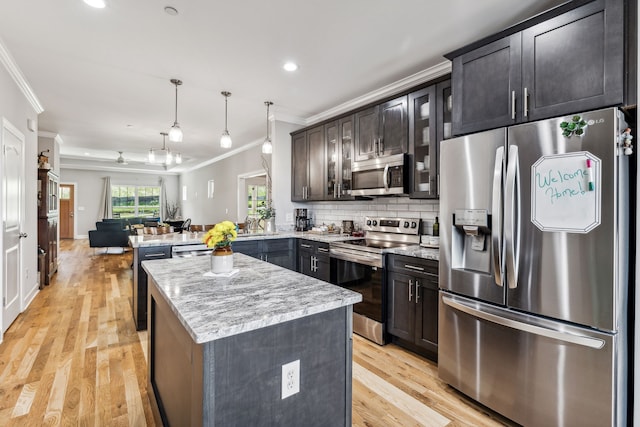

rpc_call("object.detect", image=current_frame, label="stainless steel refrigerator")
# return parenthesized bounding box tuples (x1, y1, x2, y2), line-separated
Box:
(438, 107, 631, 427)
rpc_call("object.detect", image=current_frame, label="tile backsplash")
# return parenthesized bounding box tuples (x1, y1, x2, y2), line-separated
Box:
(296, 197, 440, 235)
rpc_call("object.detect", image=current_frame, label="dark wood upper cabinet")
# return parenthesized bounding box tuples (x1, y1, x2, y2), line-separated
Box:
(291, 126, 325, 201)
(379, 96, 408, 157)
(354, 106, 379, 161)
(452, 34, 521, 135)
(325, 115, 355, 200)
(450, 0, 625, 136)
(409, 79, 451, 199)
(291, 132, 308, 201)
(354, 95, 407, 162)
(521, 0, 624, 121)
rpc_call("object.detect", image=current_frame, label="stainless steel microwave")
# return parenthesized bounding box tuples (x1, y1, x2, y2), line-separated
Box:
(351, 153, 409, 196)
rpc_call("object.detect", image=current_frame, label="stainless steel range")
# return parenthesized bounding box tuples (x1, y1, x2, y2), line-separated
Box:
(330, 217, 420, 344)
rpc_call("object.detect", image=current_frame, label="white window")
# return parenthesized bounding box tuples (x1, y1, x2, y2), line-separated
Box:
(112, 185, 161, 218)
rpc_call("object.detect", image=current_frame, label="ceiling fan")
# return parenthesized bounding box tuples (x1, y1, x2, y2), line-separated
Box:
(115, 151, 129, 165)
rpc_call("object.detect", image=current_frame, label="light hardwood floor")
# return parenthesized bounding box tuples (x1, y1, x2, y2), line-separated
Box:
(0, 239, 514, 426)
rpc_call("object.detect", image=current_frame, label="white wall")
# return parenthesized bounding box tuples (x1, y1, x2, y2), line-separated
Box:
(59, 169, 179, 237)
(0, 49, 40, 338)
(179, 144, 265, 225)
(272, 120, 303, 230)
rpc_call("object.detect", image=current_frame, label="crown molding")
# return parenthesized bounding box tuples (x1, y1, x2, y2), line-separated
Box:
(59, 161, 179, 176)
(183, 138, 263, 173)
(305, 61, 451, 126)
(0, 36, 44, 114)
(272, 112, 306, 126)
(38, 131, 64, 144)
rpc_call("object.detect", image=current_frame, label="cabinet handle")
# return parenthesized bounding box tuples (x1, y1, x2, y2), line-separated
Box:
(301, 244, 312, 248)
(511, 91, 516, 120)
(338, 183, 342, 198)
(318, 247, 329, 253)
(408, 279, 413, 302)
(404, 264, 425, 272)
(523, 87, 529, 118)
(146, 253, 168, 258)
(379, 138, 384, 155)
(415, 281, 420, 304)
(265, 254, 268, 262)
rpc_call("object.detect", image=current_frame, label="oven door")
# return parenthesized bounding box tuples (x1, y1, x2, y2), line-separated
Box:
(351, 153, 408, 196)
(330, 256, 386, 344)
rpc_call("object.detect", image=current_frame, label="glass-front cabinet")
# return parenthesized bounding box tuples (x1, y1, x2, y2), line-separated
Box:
(409, 86, 436, 198)
(409, 79, 451, 199)
(325, 115, 354, 199)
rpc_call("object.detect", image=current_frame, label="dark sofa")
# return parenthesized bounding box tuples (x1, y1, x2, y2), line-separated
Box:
(88, 217, 160, 250)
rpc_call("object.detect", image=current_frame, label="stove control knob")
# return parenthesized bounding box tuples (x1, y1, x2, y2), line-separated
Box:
(372, 220, 378, 226)
(404, 221, 410, 228)
(366, 220, 372, 226)
(411, 221, 417, 228)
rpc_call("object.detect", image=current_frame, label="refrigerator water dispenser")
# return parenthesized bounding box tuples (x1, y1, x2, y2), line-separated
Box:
(451, 209, 491, 273)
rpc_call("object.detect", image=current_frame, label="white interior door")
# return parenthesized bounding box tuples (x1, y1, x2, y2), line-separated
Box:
(2, 118, 24, 333)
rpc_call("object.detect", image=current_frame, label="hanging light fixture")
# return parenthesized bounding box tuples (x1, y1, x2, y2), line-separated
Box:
(149, 132, 180, 166)
(220, 91, 232, 148)
(168, 79, 183, 143)
(262, 101, 273, 154)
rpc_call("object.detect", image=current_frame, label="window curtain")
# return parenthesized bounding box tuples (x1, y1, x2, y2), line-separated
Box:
(160, 177, 167, 221)
(97, 176, 112, 220)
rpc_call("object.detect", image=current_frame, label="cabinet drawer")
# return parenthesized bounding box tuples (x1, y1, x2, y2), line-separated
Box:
(388, 254, 438, 278)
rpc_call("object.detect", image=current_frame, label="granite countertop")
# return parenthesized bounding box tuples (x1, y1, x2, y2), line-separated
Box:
(129, 231, 207, 248)
(129, 230, 360, 248)
(142, 253, 362, 344)
(386, 245, 440, 261)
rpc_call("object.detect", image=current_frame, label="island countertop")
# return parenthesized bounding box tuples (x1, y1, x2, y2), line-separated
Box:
(129, 230, 360, 248)
(142, 253, 362, 344)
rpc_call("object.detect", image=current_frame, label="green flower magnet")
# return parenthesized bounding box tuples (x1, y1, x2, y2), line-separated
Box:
(560, 115, 587, 137)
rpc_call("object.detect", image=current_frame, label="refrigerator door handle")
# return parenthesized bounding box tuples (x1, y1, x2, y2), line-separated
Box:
(504, 145, 521, 289)
(442, 295, 605, 349)
(492, 146, 504, 287)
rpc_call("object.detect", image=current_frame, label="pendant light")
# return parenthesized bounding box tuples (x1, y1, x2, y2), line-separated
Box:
(149, 132, 180, 166)
(168, 79, 183, 143)
(262, 101, 274, 154)
(220, 91, 232, 148)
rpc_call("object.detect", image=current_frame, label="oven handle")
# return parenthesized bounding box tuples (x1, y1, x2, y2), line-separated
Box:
(330, 249, 382, 268)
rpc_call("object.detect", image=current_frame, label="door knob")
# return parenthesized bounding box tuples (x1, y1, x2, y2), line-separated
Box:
(19, 232, 28, 238)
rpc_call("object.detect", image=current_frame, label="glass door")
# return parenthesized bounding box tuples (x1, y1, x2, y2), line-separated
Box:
(409, 85, 436, 197)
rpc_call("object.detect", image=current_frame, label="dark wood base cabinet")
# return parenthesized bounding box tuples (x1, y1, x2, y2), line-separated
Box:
(297, 239, 330, 282)
(148, 278, 353, 427)
(386, 255, 438, 361)
(132, 245, 171, 330)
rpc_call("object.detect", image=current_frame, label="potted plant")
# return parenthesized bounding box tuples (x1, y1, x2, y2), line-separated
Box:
(258, 204, 276, 233)
(202, 220, 238, 273)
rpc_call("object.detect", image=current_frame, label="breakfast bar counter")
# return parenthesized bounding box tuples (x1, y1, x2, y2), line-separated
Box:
(143, 253, 361, 426)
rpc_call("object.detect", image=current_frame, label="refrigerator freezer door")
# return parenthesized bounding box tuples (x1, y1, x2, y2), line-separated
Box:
(506, 108, 628, 331)
(439, 128, 506, 305)
(439, 292, 625, 427)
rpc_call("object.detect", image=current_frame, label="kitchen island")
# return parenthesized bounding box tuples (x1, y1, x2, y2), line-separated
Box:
(142, 253, 362, 427)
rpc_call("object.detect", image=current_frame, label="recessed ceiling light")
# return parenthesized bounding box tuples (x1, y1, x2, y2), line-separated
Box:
(83, 0, 106, 9)
(126, 124, 134, 128)
(164, 6, 179, 16)
(84, 152, 91, 156)
(283, 62, 299, 72)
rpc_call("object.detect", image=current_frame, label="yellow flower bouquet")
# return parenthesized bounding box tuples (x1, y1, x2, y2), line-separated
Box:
(203, 220, 238, 248)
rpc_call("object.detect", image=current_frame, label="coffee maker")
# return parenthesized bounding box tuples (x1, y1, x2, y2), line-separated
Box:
(294, 208, 310, 231)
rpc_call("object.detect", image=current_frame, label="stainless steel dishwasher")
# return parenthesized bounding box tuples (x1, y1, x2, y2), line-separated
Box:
(171, 243, 212, 258)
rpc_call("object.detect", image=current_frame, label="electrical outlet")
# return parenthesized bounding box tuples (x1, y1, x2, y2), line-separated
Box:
(286, 213, 293, 222)
(281, 359, 300, 399)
